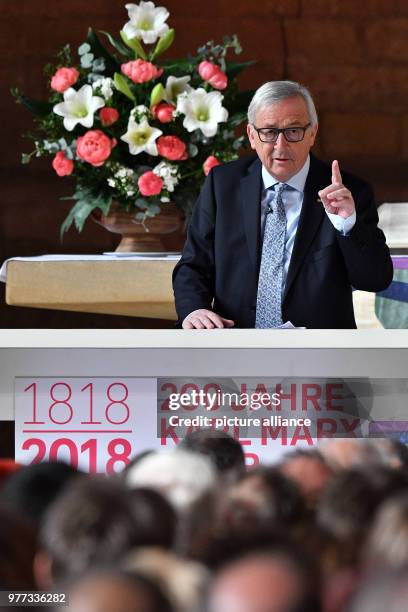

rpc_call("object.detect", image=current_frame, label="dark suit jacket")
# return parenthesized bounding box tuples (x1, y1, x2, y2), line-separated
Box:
(172, 154, 393, 328)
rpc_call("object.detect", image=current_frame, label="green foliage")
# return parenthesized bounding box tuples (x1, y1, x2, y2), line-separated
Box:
(86, 28, 121, 73)
(114, 73, 137, 102)
(60, 186, 112, 237)
(151, 29, 175, 61)
(120, 30, 147, 59)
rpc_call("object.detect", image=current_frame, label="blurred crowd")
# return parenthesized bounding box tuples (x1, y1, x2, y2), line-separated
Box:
(1, 433, 408, 611)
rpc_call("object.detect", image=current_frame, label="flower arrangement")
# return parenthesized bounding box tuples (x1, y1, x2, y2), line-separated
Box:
(13, 1, 253, 237)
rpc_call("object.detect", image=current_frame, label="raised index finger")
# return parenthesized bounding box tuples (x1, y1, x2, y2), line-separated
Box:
(331, 159, 342, 185)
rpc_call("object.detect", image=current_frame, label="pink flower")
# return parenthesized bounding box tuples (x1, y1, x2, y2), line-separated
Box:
(121, 60, 163, 84)
(203, 155, 221, 176)
(198, 61, 219, 81)
(50, 67, 80, 93)
(99, 107, 119, 127)
(198, 60, 228, 90)
(52, 151, 74, 176)
(157, 135, 187, 161)
(152, 102, 175, 123)
(76, 130, 116, 167)
(208, 70, 228, 90)
(138, 171, 163, 196)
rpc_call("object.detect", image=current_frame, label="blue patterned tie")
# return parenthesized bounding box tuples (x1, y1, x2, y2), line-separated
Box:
(255, 182, 287, 328)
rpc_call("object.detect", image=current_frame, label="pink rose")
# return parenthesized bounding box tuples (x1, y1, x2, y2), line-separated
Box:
(76, 130, 116, 167)
(157, 135, 187, 161)
(208, 70, 228, 90)
(198, 61, 219, 81)
(99, 107, 119, 127)
(203, 155, 221, 176)
(52, 151, 74, 176)
(152, 102, 175, 123)
(138, 171, 163, 196)
(50, 67, 80, 93)
(121, 59, 163, 84)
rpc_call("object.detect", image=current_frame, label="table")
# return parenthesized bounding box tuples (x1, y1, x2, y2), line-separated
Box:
(1, 255, 179, 319)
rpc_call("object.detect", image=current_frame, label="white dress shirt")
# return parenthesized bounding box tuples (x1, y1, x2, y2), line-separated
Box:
(261, 155, 356, 290)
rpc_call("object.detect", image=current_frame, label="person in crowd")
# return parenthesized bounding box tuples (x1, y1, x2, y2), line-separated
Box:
(35, 476, 173, 587)
(0, 460, 80, 530)
(363, 493, 408, 570)
(124, 547, 209, 612)
(178, 428, 246, 482)
(350, 567, 408, 612)
(318, 438, 402, 470)
(278, 448, 333, 510)
(0, 508, 37, 590)
(62, 569, 174, 612)
(219, 466, 306, 531)
(205, 546, 321, 612)
(125, 449, 216, 514)
(317, 466, 408, 565)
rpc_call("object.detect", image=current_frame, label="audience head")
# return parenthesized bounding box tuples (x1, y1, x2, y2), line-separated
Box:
(0, 460, 80, 529)
(178, 429, 246, 481)
(126, 449, 216, 513)
(205, 546, 321, 612)
(317, 466, 408, 563)
(39, 475, 168, 585)
(279, 449, 333, 509)
(350, 567, 408, 612)
(364, 493, 408, 570)
(221, 466, 305, 530)
(65, 569, 174, 612)
(0, 508, 36, 590)
(318, 439, 397, 471)
(124, 548, 209, 612)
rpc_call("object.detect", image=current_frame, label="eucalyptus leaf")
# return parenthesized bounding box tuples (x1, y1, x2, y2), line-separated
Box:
(60, 188, 112, 237)
(92, 57, 106, 72)
(81, 53, 94, 68)
(135, 198, 148, 209)
(78, 42, 91, 55)
(148, 204, 161, 215)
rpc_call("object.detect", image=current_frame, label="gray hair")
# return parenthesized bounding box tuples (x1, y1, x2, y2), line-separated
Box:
(247, 80, 318, 126)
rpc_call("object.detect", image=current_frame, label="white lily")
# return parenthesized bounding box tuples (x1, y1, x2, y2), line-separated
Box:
(177, 88, 228, 138)
(123, 1, 169, 44)
(164, 75, 192, 103)
(53, 85, 104, 131)
(121, 114, 162, 155)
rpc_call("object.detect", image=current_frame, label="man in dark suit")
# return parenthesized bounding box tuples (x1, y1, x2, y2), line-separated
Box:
(172, 81, 393, 329)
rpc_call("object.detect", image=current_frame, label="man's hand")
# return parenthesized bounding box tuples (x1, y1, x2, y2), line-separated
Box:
(182, 309, 235, 329)
(318, 160, 356, 219)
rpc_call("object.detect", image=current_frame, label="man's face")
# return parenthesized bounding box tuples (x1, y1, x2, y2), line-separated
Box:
(247, 96, 318, 182)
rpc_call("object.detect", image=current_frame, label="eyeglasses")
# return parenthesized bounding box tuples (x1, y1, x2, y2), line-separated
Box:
(252, 123, 311, 143)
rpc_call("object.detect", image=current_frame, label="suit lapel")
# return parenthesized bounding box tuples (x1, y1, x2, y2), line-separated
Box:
(240, 157, 262, 270)
(283, 156, 328, 301)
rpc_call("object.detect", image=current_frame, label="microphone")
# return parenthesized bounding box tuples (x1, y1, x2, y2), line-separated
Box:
(266, 203, 274, 215)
